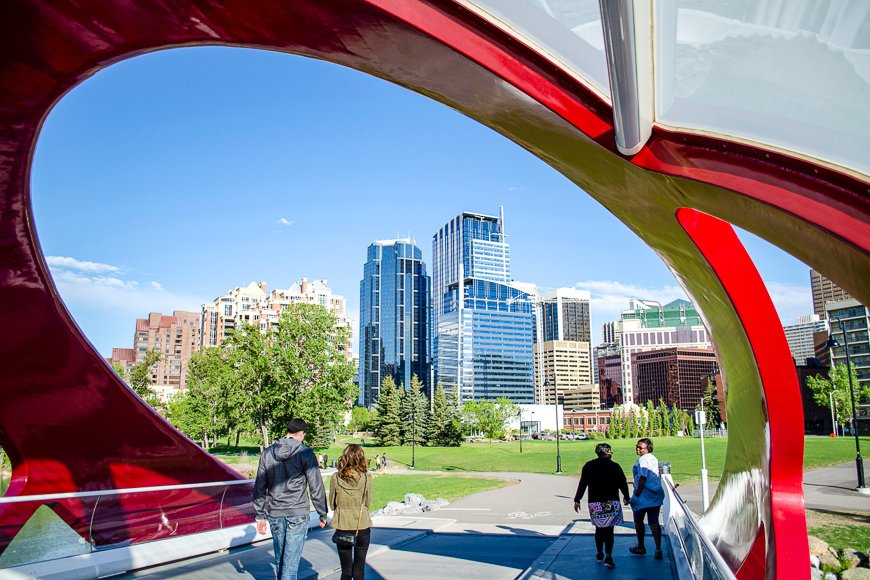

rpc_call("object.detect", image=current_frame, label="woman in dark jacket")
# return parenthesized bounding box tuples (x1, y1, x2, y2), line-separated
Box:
(573, 443, 630, 569)
(329, 444, 373, 580)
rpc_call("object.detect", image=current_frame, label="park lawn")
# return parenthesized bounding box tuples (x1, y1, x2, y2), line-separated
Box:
(322, 474, 512, 512)
(809, 525, 870, 553)
(311, 436, 870, 483)
(210, 435, 870, 484)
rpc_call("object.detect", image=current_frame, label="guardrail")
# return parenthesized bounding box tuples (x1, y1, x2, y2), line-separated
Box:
(0, 479, 255, 569)
(662, 475, 735, 580)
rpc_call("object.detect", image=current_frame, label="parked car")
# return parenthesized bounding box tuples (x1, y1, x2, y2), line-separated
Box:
(575, 432, 589, 440)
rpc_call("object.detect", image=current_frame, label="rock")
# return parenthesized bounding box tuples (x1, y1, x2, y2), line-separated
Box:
(810, 554, 821, 569)
(825, 573, 839, 580)
(808, 535, 842, 569)
(811, 567, 823, 580)
(843, 547, 869, 569)
(404, 493, 425, 506)
(842, 568, 870, 580)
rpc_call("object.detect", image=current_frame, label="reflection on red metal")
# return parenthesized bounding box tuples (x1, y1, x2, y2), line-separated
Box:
(0, 1, 866, 577)
(677, 209, 806, 578)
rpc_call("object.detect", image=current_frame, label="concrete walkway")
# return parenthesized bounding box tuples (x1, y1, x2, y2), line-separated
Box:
(122, 472, 674, 579)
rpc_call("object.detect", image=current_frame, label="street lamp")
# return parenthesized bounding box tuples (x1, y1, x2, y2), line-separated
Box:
(826, 317, 867, 493)
(411, 396, 416, 469)
(546, 376, 562, 474)
(518, 408, 523, 454)
(696, 399, 710, 511)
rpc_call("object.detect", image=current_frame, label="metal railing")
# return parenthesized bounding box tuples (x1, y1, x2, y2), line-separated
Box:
(663, 476, 735, 580)
(0, 479, 255, 569)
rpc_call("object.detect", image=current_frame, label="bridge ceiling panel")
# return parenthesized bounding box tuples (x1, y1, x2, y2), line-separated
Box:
(655, 1, 870, 176)
(463, 0, 870, 176)
(460, 0, 611, 100)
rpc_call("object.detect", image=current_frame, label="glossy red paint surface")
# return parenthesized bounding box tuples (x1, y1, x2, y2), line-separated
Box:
(677, 209, 806, 578)
(0, 1, 865, 576)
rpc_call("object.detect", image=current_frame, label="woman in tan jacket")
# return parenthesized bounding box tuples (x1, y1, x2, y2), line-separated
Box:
(329, 444, 373, 580)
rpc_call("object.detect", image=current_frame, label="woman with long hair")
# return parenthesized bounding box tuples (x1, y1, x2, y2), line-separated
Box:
(329, 444, 373, 579)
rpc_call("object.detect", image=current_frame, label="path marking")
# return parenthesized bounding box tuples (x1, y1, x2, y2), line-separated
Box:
(506, 511, 551, 519)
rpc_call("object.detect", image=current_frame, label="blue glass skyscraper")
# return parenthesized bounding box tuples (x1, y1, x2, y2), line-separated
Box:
(432, 209, 535, 403)
(359, 239, 431, 406)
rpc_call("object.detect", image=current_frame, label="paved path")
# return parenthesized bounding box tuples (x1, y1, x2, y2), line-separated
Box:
(123, 472, 674, 579)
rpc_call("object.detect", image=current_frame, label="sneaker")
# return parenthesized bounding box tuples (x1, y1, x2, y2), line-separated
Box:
(596, 552, 604, 563)
(654, 549, 663, 560)
(604, 556, 616, 568)
(629, 545, 647, 555)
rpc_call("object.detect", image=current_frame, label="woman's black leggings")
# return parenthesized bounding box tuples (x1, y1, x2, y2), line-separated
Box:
(337, 527, 371, 580)
(594, 526, 615, 555)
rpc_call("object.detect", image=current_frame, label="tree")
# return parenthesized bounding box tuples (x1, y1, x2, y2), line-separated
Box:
(270, 304, 357, 448)
(183, 347, 233, 448)
(462, 397, 517, 445)
(128, 349, 162, 408)
(400, 374, 430, 446)
(699, 378, 723, 428)
(223, 322, 275, 448)
(110, 361, 127, 378)
(807, 363, 869, 429)
(644, 400, 656, 437)
(373, 376, 403, 446)
(428, 383, 462, 446)
(348, 406, 374, 432)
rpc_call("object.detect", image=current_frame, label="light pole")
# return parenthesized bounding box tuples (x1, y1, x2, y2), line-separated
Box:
(826, 318, 867, 492)
(547, 376, 562, 474)
(411, 396, 416, 469)
(696, 401, 710, 511)
(518, 408, 523, 453)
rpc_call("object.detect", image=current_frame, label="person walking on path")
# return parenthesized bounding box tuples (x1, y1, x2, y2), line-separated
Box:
(574, 443, 630, 569)
(381, 453, 387, 470)
(329, 444, 373, 580)
(254, 418, 328, 580)
(629, 437, 665, 559)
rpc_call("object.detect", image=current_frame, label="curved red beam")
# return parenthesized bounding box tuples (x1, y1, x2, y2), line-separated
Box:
(0, 1, 866, 577)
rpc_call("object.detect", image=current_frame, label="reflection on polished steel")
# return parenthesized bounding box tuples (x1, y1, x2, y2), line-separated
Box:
(0, 1, 868, 578)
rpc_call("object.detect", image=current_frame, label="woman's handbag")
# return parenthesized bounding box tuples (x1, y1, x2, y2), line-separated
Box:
(331, 474, 368, 548)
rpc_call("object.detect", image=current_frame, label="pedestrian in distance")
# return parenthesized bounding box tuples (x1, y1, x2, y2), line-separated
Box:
(629, 437, 665, 560)
(329, 444, 373, 580)
(381, 453, 387, 470)
(373, 454, 380, 471)
(323, 452, 329, 470)
(254, 418, 328, 580)
(573, 442, 630, 569)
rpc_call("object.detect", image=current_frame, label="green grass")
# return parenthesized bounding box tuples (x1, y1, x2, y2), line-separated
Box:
(211, 435, 870, 483)
(312, 436, 870, 483)
(809, 525, 870, 554)
(322, 473, 512, 511)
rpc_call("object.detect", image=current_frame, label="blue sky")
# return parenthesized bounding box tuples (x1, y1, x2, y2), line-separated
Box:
(31, 46, 813, 357)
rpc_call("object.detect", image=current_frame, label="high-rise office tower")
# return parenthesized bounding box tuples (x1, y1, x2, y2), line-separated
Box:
(359, 239, 430, 406)
(432, 209, 535, 403)
(783, 314, 828, 365)
(811, 269, 853, 320)
(534, 288, 595, 406)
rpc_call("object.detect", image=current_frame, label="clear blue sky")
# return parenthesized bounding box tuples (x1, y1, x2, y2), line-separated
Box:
(31, 46, 813, 357)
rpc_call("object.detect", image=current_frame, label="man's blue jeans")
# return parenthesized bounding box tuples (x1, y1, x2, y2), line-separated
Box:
(267, 515, 309, 580)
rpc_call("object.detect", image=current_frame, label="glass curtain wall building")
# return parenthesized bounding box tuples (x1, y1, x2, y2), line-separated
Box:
(359, 239, 430, 406)
(432, 209, 535, 403)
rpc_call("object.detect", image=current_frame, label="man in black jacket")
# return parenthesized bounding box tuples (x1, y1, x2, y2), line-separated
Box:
(573, 443, 630, 568)
(254, 418, 328, 580)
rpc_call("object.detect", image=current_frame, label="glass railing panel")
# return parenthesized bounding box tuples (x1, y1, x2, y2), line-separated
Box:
(0, 480, 256, 570)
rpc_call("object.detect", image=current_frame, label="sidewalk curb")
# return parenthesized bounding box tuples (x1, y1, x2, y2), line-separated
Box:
(516, 522, 576, 580)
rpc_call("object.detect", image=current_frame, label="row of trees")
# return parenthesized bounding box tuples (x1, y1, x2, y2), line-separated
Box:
(607, 399, 697, 439)
(117, 304, 357, 449)
(371, 377, 464, 447)
(807, 363, 869, 428)
(366, 376, 519, 447)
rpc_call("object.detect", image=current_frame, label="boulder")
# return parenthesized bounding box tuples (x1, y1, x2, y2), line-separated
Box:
(843, 547, 869, 569)
(842, 568, 870, 580)
(808, 535, 841, 569)
(810, 554, 821, 569)
(811, 567, 823, 580)
(404, 493, 425, 506)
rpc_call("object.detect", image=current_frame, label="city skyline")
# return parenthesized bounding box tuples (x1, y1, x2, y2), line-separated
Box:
(31, 46, 814, 358)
